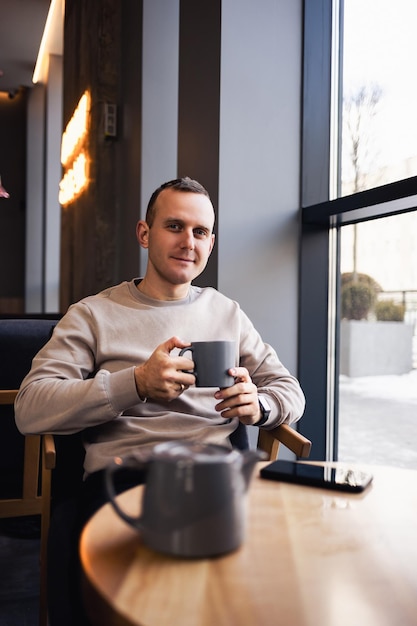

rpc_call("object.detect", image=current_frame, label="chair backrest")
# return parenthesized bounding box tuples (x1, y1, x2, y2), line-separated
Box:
(0, 317, 59, 386)
(0, 317, 85, 501)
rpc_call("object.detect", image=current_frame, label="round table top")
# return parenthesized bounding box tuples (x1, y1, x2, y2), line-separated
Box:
(80, 462, 417, 626)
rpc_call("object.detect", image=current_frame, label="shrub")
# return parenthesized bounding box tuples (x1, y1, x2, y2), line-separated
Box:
(341, 282, 376, 320)
(375, 299, 405, 322)
(341, 272, 381, 320)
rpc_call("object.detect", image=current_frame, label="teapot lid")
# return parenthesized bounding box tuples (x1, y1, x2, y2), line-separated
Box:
(152, 441, 241, 463)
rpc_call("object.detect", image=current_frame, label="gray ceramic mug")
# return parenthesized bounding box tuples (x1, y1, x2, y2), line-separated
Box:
(179, 340, 236, 388)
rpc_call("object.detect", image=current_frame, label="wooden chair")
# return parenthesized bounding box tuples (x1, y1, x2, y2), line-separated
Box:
(231, 419, 311, 461)
(0, 318, 60, 626)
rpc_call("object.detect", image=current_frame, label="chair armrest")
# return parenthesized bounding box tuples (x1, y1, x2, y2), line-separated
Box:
(0, 389, 19, 404)
(42, 434, 56, 470)
(258, 423, 311, 460)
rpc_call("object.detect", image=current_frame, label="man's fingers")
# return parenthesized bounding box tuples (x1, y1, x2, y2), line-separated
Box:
(229, 366, 250, 383)
(162, 336, 191, 353)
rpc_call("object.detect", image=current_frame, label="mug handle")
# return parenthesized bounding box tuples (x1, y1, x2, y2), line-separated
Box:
(178, 346, 194, 357)
(178, 346, 195, 376)
(104, 456, 147, 529)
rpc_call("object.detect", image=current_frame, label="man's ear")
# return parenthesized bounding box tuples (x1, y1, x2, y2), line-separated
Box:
(136, 220, 149, 249)
(209, 233, 215, 255)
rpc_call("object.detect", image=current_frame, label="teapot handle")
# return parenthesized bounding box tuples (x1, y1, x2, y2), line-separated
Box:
(104, 456, 147, 529)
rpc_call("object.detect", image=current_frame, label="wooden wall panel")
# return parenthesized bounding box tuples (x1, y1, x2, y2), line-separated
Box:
(60, 0, 122, 310)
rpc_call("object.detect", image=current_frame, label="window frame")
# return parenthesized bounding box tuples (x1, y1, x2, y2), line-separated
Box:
(299, 0, 417, 460)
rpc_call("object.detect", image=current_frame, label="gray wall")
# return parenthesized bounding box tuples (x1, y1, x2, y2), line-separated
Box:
(26, 85, 45, 312)
(25, 55, 62, 313)
(218, 0, 302, 372)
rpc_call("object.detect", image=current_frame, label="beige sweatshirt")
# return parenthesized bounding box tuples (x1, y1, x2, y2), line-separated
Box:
(15, 280, 305, 475)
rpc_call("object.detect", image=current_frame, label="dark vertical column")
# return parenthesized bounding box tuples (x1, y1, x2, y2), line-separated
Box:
(115, 0, 143, 282)
(177, 0, 221, 288)
(299, 0, 334, 460)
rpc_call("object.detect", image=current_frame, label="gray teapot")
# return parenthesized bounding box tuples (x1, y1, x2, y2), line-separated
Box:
(105, 440, 264, 558)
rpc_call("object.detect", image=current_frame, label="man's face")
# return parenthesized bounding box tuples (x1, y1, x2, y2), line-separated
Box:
(139, 188, 215, 288)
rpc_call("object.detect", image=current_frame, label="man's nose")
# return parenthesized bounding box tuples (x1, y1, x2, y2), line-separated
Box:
(180, 228, 195, 249)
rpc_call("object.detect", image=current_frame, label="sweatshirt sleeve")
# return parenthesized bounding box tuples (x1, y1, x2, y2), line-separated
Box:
(238, 310, 306, 428)
(15, 304, 142, 435)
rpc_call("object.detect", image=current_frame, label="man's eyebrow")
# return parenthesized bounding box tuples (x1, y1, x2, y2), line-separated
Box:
(163, 216, 183, 223)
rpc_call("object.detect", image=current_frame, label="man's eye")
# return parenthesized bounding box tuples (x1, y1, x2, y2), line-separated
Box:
(194, 229, 208, 237)
(167, 223, 181, 231)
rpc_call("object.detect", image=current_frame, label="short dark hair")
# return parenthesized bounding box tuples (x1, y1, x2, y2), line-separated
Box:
(145, 177, 211, 226)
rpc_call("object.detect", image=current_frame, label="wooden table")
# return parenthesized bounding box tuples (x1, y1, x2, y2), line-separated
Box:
(80, 462, 417, 626)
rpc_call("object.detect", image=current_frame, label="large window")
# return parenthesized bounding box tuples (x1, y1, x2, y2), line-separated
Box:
(300, 0, 417, 467)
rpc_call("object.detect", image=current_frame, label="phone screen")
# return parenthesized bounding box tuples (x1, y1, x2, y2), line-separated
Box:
(260, 460, 373, 493)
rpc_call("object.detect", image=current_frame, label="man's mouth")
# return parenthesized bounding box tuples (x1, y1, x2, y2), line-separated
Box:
(172, 256, 195, 263)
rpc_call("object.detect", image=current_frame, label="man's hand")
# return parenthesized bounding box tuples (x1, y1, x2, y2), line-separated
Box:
(134, 337, 195, 401)
(214, 367, 262, 425)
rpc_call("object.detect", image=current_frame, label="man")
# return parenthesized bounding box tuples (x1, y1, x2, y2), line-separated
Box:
(15, 177, 305, 624)
(16, 177, 305, 480)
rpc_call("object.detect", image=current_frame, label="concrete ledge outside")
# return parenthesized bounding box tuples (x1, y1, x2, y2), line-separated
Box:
(340, 319, 414, 377)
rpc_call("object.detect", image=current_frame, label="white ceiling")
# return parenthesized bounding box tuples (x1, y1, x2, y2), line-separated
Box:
(0, 0, 51, 95)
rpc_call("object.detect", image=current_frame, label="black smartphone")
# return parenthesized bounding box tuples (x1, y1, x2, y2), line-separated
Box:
(260, 460, 373, 493)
